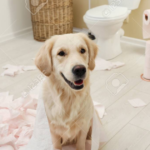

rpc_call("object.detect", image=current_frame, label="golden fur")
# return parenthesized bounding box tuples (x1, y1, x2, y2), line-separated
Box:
(35, 33, 98, 150)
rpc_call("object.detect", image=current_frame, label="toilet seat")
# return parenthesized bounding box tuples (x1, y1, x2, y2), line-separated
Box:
(85, 5, 130, 21)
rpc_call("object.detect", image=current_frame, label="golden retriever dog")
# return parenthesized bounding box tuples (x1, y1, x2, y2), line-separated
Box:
(35, 33, 98, 150)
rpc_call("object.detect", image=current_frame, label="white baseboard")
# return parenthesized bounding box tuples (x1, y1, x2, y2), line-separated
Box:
(0, 27, 32, 44)
(121, 36, 146, 48)
(73, 27, 146, 48)
(73, 27, 83, 33)
(73, 27, 90, 34)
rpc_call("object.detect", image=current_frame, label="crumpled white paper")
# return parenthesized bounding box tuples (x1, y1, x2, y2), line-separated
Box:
(1, 64, 36, 77)
(21, 98, 107, 150)
(128, 98, 147, 108)
(93, 101, 107, 119)
(94, 57, 125, 71)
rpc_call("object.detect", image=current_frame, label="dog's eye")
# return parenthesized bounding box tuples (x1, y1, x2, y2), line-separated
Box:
(80, 49, 86, 54)
(58, 51, 66, 56)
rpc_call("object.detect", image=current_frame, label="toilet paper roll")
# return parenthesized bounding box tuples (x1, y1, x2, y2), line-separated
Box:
(144, 57, 150, 69)
(144, 67, 150, 79)
(143, 10, 150, 39)
(143, 10, 150, 25)
(145, 40, 150, 55)
(143, 41, 150, 79)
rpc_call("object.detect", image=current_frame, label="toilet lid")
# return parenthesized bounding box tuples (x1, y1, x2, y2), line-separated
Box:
(86, 5, 128, 20)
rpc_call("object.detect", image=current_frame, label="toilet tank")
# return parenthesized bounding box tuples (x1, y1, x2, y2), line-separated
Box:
(108, 0, 141, 10)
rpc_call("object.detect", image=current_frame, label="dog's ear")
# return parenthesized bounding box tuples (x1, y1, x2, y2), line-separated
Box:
(35, 37, 57, 76)
(79, 33, 98, 70)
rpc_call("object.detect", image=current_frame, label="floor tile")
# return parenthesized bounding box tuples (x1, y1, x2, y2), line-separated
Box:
(102, 124, 150, 150)
(101, 90, 150, 140)
(135, 80, 150, 96)
(130, 103, 150, 132)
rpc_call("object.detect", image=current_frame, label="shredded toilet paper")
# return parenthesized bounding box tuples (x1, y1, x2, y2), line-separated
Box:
(1, 65, 36, 77)
(94, 57, 125, 71)
(0, 92, 38, 150)
(0, 91, 107, 150)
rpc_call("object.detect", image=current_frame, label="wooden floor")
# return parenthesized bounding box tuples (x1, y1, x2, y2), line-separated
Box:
(0, 33, 150, 150)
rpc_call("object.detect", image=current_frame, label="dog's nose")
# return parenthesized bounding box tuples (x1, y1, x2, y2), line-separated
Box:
(72, 65, 86, 77)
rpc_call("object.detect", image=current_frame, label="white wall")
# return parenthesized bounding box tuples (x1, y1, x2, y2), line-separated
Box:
(0, 0, 32, 41)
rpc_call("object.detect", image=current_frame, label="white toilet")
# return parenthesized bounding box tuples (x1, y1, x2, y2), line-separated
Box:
(84, 0, 141, 60)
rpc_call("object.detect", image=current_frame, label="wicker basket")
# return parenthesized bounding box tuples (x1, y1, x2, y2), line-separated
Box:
(29, 0, 73, 41)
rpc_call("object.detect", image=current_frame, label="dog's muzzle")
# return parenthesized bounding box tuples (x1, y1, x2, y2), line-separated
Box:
(61, 74, 85, 91)
(61, 65, 86, 90)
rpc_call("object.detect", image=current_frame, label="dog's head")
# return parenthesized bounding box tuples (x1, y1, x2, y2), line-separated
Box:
(35, 33, 98, 91)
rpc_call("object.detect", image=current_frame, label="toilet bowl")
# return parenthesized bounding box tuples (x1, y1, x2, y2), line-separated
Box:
(83, 0, 141, 60)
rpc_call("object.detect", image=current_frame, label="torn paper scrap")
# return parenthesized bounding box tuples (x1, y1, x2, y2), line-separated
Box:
(94, 57, 125, 71)
(22, 66, 36, 71)
(93, 101, 106, 119)
(128, 98, 147, 108)
(1, 64, 36, 77)
(1, 65, 23, 77)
